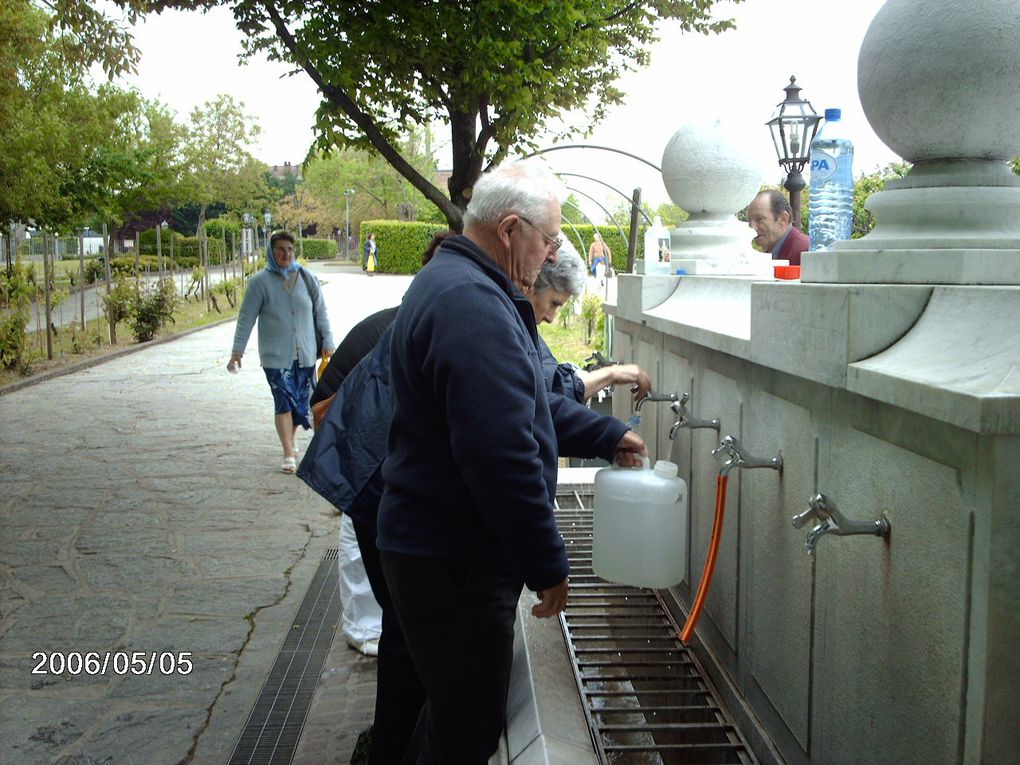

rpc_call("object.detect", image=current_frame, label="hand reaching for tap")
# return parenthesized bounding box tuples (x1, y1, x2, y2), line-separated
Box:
(576, 363, 652, 402)
(613, 429, 649, 467)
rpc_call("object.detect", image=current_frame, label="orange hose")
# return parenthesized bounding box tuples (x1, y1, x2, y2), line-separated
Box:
(680, 473, 728, 643)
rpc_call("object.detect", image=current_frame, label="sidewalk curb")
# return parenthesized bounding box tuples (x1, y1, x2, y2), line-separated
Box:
(0, 315, 238, 397)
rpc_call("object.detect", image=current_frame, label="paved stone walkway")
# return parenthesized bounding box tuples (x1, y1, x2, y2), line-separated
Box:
(0, 265, 411, 764)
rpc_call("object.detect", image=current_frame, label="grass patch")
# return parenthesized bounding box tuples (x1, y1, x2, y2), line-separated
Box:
(539, 313, 600, 367)
(0, 288, 240, 389)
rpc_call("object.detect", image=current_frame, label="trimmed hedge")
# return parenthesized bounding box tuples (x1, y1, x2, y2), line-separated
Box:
(360, 220, 449, 274)
(559, 223, 644, 274)
(354, 220, 646, 275)
(297, 238, 338, 260)
(139, 228, 227, 264)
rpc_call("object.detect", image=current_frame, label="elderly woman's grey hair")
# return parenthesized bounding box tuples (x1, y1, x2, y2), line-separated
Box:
(462, 160, 565, 229)
(534, 239, 586, 298)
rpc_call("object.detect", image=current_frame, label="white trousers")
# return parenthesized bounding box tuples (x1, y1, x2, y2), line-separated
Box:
(338, 514, 383, 643)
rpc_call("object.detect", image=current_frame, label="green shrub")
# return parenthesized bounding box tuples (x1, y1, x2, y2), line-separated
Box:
(297, 238, 338, 260)
(210, 277, 241, 310)
(130, 277, 177, 342)
(111, 255, 164, 274)
(83, 259, 105, 284)
(138, 228, 187, 260)
(0, 260, 34, 371)
(360, 220, 449, 274)
(102, 276, 134, 326)
(170, 236, 227, 265)
(203, 218, 242, 244)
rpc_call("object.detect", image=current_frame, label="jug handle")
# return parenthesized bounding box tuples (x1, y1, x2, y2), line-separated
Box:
(638, 455, 650, 471)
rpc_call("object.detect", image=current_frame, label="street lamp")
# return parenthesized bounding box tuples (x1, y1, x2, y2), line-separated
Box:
(157, 220, 168, 277)
(263, 209, 273, 246)
(766, 76, 822, 231)
(343, 189, 355, 260)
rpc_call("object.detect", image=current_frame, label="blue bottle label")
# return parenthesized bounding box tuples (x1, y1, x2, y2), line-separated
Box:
(811, 151, 838, 185)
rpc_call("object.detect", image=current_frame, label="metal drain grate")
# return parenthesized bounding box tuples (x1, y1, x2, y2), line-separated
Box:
(229, 547, 341, 765)
(556, 489, 755, 765)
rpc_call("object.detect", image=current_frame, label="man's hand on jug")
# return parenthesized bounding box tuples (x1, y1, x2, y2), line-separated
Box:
(614, 430, 648, 467)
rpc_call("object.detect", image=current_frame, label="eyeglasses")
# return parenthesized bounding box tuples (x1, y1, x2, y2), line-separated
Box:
(518, 215, 563, 253)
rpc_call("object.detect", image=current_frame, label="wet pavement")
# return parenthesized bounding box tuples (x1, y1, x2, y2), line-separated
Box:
(0, 264, 411, 764)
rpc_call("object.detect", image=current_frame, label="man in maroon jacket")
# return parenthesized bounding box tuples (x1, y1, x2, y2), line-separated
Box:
(748, 190, 810, 266)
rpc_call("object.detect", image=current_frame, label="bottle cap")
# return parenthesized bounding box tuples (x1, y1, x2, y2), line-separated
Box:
(824, 108, 842, 120)
(653, 460, 679, 479)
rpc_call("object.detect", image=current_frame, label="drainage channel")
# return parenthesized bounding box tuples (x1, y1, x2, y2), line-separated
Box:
(228, 547, 341, 765)
(555, 489, 755, 765)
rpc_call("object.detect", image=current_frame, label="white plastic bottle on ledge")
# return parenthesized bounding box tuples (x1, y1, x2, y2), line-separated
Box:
(642, 216, 672, 275)
(808, 108, 855, 251)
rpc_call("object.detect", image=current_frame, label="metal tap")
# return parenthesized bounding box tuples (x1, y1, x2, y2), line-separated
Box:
(794, 493, 891, 556)
(634, 390, 678, 411)
(583, 351, 617, 371)
(668, 393, 720, 439)
(711, 435, 783, 477)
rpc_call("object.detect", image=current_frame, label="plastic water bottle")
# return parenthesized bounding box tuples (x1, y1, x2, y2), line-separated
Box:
(808, 108, 854, 251)
(592, 457, 688, 589)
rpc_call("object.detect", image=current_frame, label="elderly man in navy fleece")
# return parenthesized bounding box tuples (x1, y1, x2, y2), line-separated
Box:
(378, 160, 647, 764)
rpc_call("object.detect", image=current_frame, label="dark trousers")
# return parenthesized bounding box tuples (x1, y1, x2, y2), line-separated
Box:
(380, 550, 522, 765)
(350, 516, 426, 765)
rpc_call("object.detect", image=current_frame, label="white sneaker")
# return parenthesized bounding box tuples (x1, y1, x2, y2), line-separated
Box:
(345, 635, 380, 657)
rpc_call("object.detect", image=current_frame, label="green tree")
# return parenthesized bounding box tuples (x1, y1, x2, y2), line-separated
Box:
(302, 133, 438, 233)
(107, 0, 739, 229)
(182, 94, 270, 236)
(852, 162, 910, 239)
(561, 194, 589, 225)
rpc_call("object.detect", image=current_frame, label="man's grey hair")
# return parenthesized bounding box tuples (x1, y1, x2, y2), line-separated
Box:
(463, 160, 565, 228)
(534, 239, 586, 298)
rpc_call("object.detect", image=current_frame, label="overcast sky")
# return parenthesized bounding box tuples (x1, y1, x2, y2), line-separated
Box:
(116, 0, 902, 216)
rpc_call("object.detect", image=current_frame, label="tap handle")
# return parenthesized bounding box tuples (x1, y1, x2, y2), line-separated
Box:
(711, 434, 738, 458)
(809, 493, 833, 521)
(792, 506, 816, 529)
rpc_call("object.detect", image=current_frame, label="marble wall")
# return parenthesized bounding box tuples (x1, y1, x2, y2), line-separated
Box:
(605, 274, 1019, 765)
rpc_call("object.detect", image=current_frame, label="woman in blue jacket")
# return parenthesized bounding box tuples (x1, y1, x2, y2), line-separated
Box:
(228, 231, 333, 473)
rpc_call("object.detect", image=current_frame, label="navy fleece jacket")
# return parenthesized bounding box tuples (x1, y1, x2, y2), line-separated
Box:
(377, 236, 626, 592)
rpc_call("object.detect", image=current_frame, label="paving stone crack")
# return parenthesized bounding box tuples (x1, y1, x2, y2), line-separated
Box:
(181, 526, 319, 763)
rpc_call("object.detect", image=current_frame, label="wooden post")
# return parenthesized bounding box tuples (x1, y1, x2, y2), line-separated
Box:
(626, 187, 642, 274)
(156, 223, 163, 278)
(103, 223, 115, 345)
(43, 232, 53, 360)
(79, 229, 86, 330)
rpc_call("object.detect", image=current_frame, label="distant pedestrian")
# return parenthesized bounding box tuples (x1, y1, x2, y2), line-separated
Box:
(362, 233, 377, 271)
(588, 231, 611, 283)
(228, 231, 333, 474)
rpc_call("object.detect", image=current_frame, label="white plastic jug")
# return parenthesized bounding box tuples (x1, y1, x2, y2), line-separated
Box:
(592, 457, 688, 588)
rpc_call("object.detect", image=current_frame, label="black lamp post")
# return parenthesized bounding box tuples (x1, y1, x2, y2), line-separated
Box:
(766, 76, 822, 231)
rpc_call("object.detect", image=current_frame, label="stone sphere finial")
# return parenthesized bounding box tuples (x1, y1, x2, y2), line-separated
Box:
(858, 0, 1020, 164)
(661, 121, 763, 217)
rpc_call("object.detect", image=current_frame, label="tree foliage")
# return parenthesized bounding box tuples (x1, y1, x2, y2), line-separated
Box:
(301, 131, 437, 236)
(0, 1, 187, 233)
(110, 0, 740, 229)
(852, 162, 910, 239)
(181, 94, 271, 235)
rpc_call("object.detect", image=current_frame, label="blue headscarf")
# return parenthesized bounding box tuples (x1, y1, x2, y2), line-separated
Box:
(265, 237, 301, 275)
